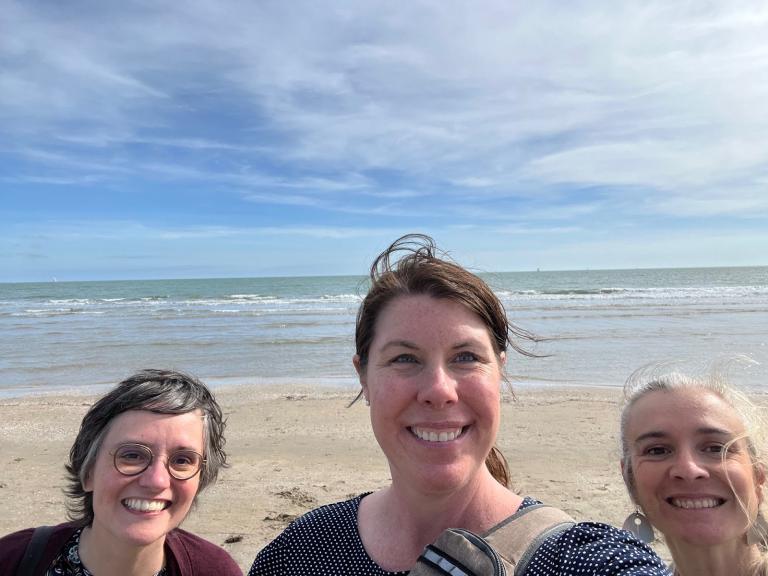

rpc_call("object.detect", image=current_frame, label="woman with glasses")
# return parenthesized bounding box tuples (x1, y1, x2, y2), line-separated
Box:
(0, 369, 242, 576)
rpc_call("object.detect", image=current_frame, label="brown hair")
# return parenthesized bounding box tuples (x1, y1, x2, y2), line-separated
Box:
(65, 369, 228, 523)
(354, 233, 539, 487)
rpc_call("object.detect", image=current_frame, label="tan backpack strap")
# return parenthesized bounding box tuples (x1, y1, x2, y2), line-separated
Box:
(483, 504, 575, 576)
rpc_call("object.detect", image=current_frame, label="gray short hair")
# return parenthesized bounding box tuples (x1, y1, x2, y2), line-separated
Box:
(65, 369, 228, 523)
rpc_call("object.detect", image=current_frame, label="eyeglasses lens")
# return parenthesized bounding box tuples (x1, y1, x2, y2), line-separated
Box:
(114, 444, 202, 480)
(168, 451, 202, 478)
(114, 445, 152, 475)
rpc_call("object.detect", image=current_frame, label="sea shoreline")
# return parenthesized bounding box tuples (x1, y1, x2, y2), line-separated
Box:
(4, 267, 767, 397)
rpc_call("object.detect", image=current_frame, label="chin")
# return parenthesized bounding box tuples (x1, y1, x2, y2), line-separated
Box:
(118, 522, 175, 547)
(667, 525, 743, 548)
(414, 465, 479, 494)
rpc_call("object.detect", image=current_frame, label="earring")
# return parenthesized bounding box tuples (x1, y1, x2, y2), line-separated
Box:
(748, 512, 768, 545)
(622, 510, 655, 544)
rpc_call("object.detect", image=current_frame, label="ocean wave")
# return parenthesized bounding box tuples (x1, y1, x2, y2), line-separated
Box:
(229, 294, 278, 301)
(497, 285, 768, 301)
(3, 283, 766, 320)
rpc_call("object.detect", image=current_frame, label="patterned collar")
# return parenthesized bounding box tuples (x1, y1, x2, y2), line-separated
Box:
(48, 527, 167, 576)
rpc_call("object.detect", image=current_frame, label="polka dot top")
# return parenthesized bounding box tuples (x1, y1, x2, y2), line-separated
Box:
(249, 494, 670, 575)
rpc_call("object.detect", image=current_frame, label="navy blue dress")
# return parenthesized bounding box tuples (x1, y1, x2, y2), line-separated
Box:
(249, 494, 670, 575)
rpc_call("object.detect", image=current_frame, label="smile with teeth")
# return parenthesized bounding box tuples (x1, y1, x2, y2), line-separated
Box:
(667, 497, 725, 510)
(410, 426, 466, 442)
(123, 498, 170, 512)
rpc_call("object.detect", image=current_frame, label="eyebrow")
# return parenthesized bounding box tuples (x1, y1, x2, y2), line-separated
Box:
(379, 340, 419, 353)
(113, 441, 200, 452)
(634, 426, 734, 444)
(378, 339, 487, 353)
(451, 339, 485, 350)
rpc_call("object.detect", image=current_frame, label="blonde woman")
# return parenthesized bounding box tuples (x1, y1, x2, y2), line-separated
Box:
(620, 368, 767, 576)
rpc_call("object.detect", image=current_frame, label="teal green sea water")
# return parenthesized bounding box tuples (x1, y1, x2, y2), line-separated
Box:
(1, 267, 766, 397)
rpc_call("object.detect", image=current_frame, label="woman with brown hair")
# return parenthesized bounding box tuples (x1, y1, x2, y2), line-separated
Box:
(0, 369, 242, 576)
(250, 234, 667, 576)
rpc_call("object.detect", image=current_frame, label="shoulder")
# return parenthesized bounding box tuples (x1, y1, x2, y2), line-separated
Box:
(267, 493, 365, 545)
(289, 494, 364, 531)
(0, 522, 81, 575)
(529, 521, 670, 575)
(166, 528, 242, 575)
(249, 494, 369, 575)
(0, 526, 36, 569)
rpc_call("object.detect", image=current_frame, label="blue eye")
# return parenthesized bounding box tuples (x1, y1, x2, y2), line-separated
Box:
(391, 354, 417, 364)
(455, 351, 478, 363)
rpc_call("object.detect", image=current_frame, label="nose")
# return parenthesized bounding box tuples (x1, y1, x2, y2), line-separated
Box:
(417, 364, 459, 408)
(669, 448, 709, 481)
(137, 457, 172, 489)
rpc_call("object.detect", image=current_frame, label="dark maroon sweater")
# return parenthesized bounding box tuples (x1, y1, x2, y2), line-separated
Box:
(0, 521, 242, 575)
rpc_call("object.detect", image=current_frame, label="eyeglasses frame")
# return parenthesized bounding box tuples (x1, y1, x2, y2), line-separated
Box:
(110, 442, 206, 481)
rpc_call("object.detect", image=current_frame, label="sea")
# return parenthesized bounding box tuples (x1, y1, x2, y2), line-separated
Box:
(1, 266, 767, 398)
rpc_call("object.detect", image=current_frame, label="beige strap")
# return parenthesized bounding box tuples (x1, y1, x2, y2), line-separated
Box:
(484, 504, 575, 574)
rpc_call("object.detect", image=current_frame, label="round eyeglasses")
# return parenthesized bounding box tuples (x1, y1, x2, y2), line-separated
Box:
(112, 443, 205, 481)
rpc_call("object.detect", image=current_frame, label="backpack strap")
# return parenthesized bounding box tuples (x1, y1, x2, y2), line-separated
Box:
(483, 504, 575, 576)
(16, 525, 55, 576)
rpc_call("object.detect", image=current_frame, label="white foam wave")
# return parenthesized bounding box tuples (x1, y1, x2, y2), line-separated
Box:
(496, 285, 768, 302)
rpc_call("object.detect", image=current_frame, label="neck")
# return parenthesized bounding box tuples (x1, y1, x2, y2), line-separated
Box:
(669, 537, 760, 576)
(358, 468, 522, 572)
(79, 525, 166, 576)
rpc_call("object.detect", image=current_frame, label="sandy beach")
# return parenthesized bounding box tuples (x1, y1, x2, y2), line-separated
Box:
(1, 384, 672, 571)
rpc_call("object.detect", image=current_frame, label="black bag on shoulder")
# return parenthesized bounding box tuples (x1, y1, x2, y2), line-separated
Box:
(16, 525, 55, 576)
(410, 504, 575, 576)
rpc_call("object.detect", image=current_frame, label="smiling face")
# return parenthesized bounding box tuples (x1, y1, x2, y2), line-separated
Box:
(84, 409, 204, 549)
(355, 295, 504, 495)
(623, 388, 764, 548)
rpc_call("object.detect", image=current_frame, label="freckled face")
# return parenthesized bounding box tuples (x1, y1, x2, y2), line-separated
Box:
(355, 295, 504, 495)
(624, 389, 763, 547)
(84, 410, 205, 549)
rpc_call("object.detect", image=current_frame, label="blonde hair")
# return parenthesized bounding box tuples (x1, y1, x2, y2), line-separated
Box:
(619, 361, 768, 574)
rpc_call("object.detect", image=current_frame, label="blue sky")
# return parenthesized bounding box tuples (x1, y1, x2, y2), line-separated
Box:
(2, 1, 768, 282)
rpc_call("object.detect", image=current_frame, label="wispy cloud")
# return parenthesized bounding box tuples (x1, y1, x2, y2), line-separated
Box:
(2, 0, 767, 279)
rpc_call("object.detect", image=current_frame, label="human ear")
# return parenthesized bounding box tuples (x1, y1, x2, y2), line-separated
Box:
(353, 355, 368, 398)
(620, 460, 637, 501)
(83, 470, 94, 493)
(756, 464, 766, 504)
(353, 355, 365, 381)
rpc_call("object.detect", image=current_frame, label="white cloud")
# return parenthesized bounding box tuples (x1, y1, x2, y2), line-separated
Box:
(2, 0, 768, 261)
